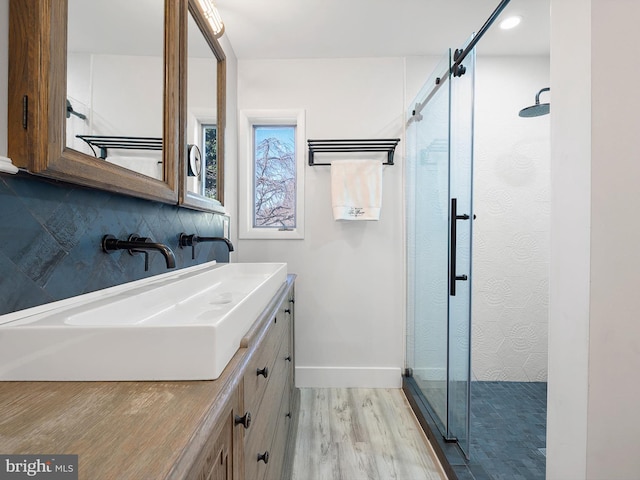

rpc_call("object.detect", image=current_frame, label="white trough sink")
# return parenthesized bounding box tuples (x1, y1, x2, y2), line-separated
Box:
(0, 261, 287, 381)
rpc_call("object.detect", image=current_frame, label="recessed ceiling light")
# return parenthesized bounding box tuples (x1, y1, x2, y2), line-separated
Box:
(500, 15, 522, 30)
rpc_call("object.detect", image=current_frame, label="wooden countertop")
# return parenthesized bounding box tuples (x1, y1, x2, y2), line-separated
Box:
(0, 276, 295, 480)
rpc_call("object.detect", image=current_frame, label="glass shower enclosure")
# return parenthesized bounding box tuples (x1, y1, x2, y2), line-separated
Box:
(405, 44, 475, 457)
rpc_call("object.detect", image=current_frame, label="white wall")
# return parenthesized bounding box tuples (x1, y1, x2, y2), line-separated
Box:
(473, 56, 550, 381)
(587, 0, 640, 475)
(548, 0, 640, 477)
(237, 57, 405, 387)
(235, 54, 550, 388)
(547, 4, 591, 474)
(67, 53, 165, 178)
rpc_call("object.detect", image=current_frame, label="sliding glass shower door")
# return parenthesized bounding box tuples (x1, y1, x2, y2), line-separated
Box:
(406, 44, 475, 457)
(448, 43, 475, 456)
(406, 51, 451, 435)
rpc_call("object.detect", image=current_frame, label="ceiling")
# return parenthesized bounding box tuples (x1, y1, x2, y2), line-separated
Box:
(214, 0, 550, 60)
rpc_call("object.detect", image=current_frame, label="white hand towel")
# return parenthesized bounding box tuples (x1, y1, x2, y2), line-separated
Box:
(331, 160, 382, 221)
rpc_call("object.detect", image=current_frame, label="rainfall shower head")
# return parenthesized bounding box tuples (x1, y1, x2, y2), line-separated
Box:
(519, 87, 550, 118)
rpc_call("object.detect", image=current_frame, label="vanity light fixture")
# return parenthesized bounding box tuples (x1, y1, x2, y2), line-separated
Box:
(198, 0, 225, 38)
(499, 15, 522, 30)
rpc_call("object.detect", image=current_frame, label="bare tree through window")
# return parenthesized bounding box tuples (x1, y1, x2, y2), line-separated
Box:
(253, 126, 296, 228)
(202, 124, 217, 199)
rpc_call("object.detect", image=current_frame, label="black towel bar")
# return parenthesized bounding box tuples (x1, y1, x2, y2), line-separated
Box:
(76, 135, 162, 160)
(307, 138, 400, 166)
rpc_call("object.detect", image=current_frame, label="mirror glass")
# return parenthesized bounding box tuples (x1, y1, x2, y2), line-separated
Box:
(66, 0, 165, 180)
(186, 9, 219, 201)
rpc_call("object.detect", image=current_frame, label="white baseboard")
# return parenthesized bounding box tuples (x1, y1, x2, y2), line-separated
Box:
(295, 366, 402, 388)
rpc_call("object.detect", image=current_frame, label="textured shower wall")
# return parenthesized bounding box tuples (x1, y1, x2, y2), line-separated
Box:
(472, 56, 550, 381)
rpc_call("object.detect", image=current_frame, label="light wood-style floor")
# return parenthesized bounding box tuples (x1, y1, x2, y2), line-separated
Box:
(291, 388, 447, 480)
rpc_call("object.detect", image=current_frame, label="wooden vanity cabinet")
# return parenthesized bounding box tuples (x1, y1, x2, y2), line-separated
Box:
(0, 276, 297, 480)
(242, 282, 297, 480)
(186, 277, 297, 480)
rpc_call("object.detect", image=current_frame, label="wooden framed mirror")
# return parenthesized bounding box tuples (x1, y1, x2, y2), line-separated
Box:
(179, 0, 226, 211)
(8, 0, 180, 203)
(66, 0, 166, 183)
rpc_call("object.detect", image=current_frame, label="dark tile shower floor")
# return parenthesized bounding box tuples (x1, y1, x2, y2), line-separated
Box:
(458, 381, 547, 480)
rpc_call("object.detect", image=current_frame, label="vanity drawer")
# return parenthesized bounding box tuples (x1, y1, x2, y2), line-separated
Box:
(244, 312, 289, 416)
(265, 374, 292, 480)
(244, 331, 291, 480)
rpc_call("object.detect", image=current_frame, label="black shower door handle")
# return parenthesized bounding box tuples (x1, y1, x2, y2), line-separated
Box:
(450, 198, 470, 296)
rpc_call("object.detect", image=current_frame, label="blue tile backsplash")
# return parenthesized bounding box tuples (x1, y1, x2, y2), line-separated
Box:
(0, 172, 229, 316)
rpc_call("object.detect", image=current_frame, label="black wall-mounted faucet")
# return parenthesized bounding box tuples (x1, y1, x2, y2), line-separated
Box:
(102, 234, 176, 271)
(178, 233, 234, 260)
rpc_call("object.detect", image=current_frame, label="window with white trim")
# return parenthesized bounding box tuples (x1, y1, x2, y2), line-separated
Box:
(239, 110, 305, 239)
(201, 123, 217, 199)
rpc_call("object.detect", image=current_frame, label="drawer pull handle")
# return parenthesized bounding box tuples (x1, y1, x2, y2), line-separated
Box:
(257, 366, 269, 378)
(286, 412, 291, 418)
(257, 451, 270, 464)
(284, 308, 291, 314)
(285, 355, 292, 362)
(234, 412, 251, 429)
